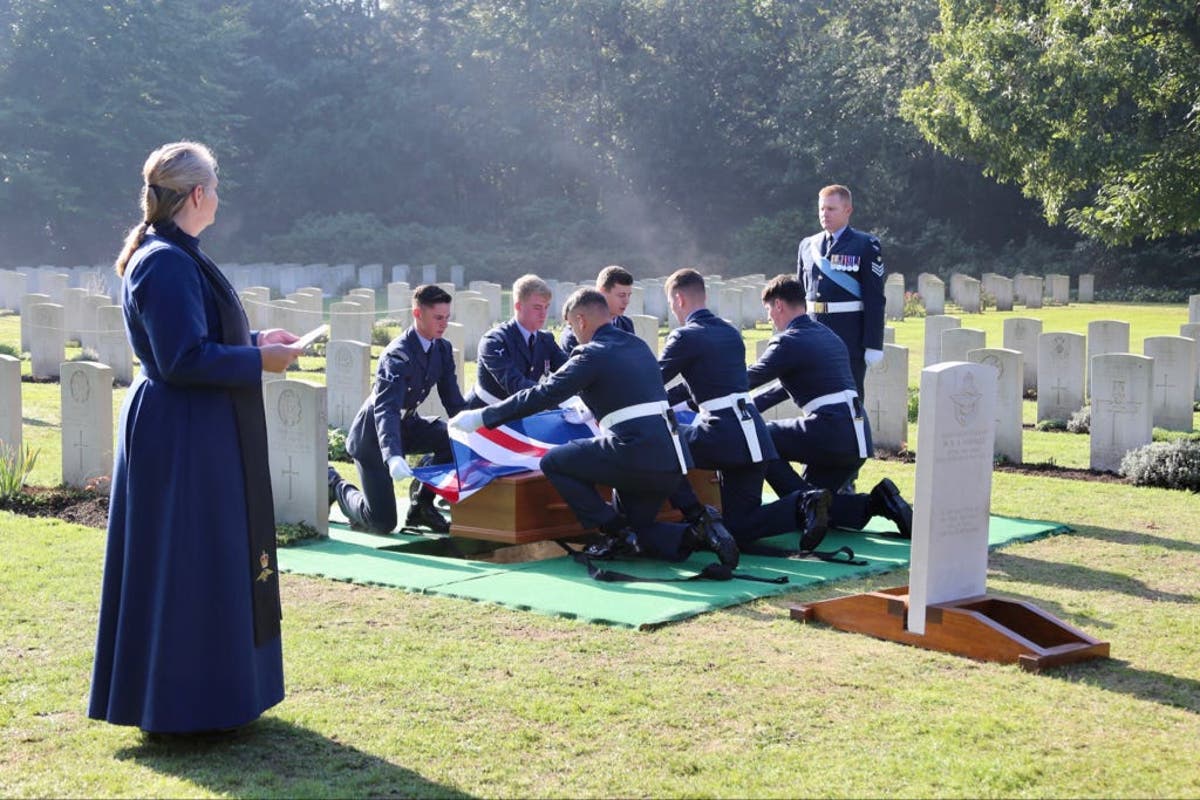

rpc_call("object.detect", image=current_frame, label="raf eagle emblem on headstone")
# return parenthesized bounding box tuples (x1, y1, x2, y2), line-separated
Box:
(951, 373, 983, 427)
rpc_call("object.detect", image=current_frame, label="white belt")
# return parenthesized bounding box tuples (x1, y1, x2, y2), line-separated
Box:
(472, 382, 504, 405)
(801, 389, 867, 458)
(810, 300, 863, 313)
(599, 400, 687, 474)
(698, 391, 764, 463)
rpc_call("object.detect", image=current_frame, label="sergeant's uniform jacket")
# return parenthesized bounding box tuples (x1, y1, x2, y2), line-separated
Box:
(467, 318, 567, 408)
(347, 326, 467, 465)
(659, 308, 777, 468)
(797, 225, 885, 395)
(560, 313, 634, 357)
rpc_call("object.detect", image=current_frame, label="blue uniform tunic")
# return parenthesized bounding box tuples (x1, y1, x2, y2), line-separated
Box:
(466, 318, 567, 408)
(339, 327, 466, 532)
(89, 231, 283, 733)
(749, 315, 879, 529)
(559, 313, 633, 356)
(658, 309, 803, 544)
(797, 225, 886, 398)
(483, 322, 695, 561)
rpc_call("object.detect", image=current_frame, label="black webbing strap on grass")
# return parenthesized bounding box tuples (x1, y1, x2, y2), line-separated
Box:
(556, 541, 789, 585)
(738, 541, 868, 566)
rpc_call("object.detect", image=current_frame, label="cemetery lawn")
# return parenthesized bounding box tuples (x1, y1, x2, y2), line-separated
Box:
(3, 301, 1200, 797)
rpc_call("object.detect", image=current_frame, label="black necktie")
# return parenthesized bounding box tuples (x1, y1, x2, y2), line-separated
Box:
(528, 333, 536, 354)
(822, 234, 834, 257)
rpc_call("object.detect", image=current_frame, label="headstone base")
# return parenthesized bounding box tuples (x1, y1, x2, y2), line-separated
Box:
(789, 586, 1108, 672)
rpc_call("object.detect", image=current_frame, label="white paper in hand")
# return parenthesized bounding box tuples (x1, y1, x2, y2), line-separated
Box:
(294, 324, 330, 351)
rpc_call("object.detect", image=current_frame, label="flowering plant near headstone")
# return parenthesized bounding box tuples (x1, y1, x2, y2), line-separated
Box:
(0, 444, 39, 501)
(903, 291, 926, 318)
(1120, 440, 1200, 492)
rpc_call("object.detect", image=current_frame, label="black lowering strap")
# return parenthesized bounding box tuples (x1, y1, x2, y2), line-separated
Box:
(738, 541, 868, 566)
(556, 541, 789, 585)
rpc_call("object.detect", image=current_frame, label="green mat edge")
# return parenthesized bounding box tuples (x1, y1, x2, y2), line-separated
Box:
(279, 516, 1073, 630)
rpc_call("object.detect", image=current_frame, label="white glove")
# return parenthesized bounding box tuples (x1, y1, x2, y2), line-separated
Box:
(562, 403, 595, 426)
(387, 455, 413, 480)
(864, 348, 884, 367)
(449, 408, 486, 433)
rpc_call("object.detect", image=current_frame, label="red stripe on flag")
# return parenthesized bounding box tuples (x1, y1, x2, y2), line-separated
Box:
(476, 426, 551, 458)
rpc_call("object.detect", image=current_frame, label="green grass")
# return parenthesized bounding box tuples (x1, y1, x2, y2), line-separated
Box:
(4, 301, 1200, 797)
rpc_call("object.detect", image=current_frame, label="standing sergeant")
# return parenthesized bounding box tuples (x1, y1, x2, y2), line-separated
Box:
(450, 288, 737, 566)
(560, 264, 635, 356)
(751, 275, 912, 538)
(658, 269, 830, 548)
(796, 184, 885, 399)
(466, 274, 567, 408)
(330, 284, 467, 534)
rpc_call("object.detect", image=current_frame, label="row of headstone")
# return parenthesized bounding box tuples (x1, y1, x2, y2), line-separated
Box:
(19, 298, 134, 383)
(911, 272, 1094, 315)
(0, 267, 120, 309)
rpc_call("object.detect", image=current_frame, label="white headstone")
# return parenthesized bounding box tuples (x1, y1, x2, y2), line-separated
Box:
(346, 288, 377, 318)
(958, 277, 981, 313)
(325, 340, 371, 432)
(391, 264, 410, 284)
(387, 281, 412, 315)
(884, 276, 905, 321)
(1188, 294, 1200, 324)
(239, 287, 271, 330)
(442, 321, 466, 359)
(967, 347, 1024, 464)
(923, 315, 961, 367)
(1021, 276, 1043, 308)
(1002, 317, 1042, 394)
(330, 301, 372, 347)
(949, 273, 968, 306)
(61, 287, 89, 344)
(908, 361, 997, 635)
(449, 264, 465, 288)
(455, 296, 491, 360)
(360, 263, 384, 289)
(0, 354, 21, 458)
(641, 279, 667, 322)
(940, 327, 986, 364)
(265, 380, 329, 533)
(1036, 332, 1086, 423)
(1090, 354, 1153, 472)
(270, 298, 302, 337)
(1047, 274, 1070, 305)
(0, 270, 28, 312)
(468, 281, 503, 323)
(29, 303, 65, 379)
(1144, 336, 1197, 432)
(1077, 274, 1094, 303)
(60, 362, 114, 489)
(919, 275, 945, 315)
(883, 326, 895, 344)
(629, 314, 660, 356)
(422, 264, 438, 285)
(79, 294, 110, 350)
(1086, 320, 1130, 399)
(719, 286, 743, 328)
(863, 343, 909, 451)
(41, 273, 69, 303)
(96, 305, 133, 385)
(1180, 323, 1200, 401)
(991, 276, 1014, 311)
(20, 293, 51, 351)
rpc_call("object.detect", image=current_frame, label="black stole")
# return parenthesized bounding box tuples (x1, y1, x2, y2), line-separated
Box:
(150, 221, 282, 646)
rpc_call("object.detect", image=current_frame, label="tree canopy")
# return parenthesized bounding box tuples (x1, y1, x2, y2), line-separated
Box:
(902, 0, 1200, 244)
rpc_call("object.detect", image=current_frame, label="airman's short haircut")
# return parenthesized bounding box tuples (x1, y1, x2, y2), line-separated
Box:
(562, 287, 609, 320)
(761, 274, 807, 307)
(412, 284, 453, 308)
(819, 184, 852, 205)
(664, 268, 706, 301)
(513, 274, 553, 303)
(596, 265, 634, 291)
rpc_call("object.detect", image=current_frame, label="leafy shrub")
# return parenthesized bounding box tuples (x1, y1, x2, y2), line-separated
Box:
(1067, 406, 1090, 434)
(372, 321, 400, 347)
(0, 444, 39, 501)
(1119, 440, 1200, 491)
(1152, 428, 1200, 443)
(907, 386, 919, 423)
(1035, 418, 1068, 431)
(0, 343, 20, 358)
(328, 427, 351, 462)
(276, 521, 321, 547)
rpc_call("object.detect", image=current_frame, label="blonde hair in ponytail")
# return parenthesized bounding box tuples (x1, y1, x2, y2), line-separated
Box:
(114, 141, 218, 277)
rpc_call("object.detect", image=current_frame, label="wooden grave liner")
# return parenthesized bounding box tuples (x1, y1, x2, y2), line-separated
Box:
(790, 587, 1109, 672)
(450, 468, 720, 545)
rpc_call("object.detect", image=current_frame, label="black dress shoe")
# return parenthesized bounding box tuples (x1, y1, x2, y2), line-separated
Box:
(869, 478, 912, 539)
(405, 501, 450, 534)
(796, 489, 831, 551)
(689, 507, 739, 568)
(584, 528, 641, 559)
(327, 467, 342, 508)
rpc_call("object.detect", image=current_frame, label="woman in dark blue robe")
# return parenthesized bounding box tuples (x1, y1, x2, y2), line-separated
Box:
(89, 142, 301, 733)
